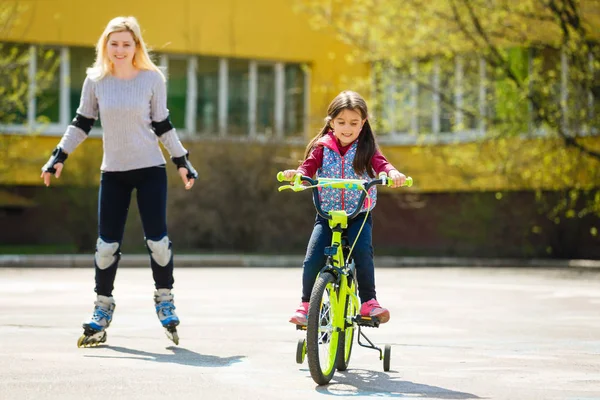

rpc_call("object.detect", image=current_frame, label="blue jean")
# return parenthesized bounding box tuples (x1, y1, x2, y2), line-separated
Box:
(95, 166, 173, 296)
(301, 212, 376, 303)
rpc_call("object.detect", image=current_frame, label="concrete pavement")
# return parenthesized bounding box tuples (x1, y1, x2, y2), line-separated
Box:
(1, 266, 599, 399)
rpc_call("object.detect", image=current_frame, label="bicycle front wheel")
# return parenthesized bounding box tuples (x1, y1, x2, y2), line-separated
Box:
(306, 271, 339, 385)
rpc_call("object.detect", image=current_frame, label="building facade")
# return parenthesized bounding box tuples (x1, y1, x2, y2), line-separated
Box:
(1, 0, 599, 258)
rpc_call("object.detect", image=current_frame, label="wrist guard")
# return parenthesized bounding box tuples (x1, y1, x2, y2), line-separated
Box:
(171, 152, 198, 180)
(42, 147, 68, 174)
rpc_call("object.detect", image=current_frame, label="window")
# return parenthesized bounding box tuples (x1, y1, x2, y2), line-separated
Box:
(69, 46, 96, 119)
(196, 56, 219, 135)
(166, 58, 187, 130)
(485, 57, 526, 133)
(228, 59, 249, 136)
(370, 61, 387, 134)
(482, 60, 498, 128)
(257, 64, 275, 135)
(439, 57, 456, 133)
(371, 62, 412, 135)
(1, 43, 308, 141)
(0, 43, 29, 124)
(417, 61, 434, 134)
(391, 72, 412, 134)
(565, 45, 597, 135)
(0, 44, 59, 126)
(35, 46, 61, 124)
(530, 47, 561, 130)
(483, 48, 531, 134)
(284, 64, 305, 137)
(461, 56, 479, 131)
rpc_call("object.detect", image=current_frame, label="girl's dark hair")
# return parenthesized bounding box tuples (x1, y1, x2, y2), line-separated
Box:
(303, 90, 378, 178)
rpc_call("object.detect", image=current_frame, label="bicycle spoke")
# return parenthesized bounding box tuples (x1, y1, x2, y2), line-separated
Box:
(318, 285, 333, 371)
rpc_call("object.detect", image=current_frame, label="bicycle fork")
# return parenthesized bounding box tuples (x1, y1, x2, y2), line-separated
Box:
(329, 214, 385, 361)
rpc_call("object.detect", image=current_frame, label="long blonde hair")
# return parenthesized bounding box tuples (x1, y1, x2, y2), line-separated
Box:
(87, 16, 164, 81)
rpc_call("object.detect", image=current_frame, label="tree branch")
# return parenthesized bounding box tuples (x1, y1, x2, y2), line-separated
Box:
(460, 0, 600, 161)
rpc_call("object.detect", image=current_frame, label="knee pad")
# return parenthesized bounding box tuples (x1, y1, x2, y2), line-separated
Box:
(146, 236, 172, 267)
(94, 238, 120, 270)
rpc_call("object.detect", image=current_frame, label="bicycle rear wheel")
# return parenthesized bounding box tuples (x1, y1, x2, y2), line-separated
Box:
(306, 271, 338, 385)
(335, 292, 356, 371)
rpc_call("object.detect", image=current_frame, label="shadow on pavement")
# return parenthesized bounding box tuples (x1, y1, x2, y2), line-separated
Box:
(84, 345, 245, 368)
(315, 369, 481, 399)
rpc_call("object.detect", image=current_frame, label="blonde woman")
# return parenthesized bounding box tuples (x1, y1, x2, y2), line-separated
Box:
(40, 16, 196, 347)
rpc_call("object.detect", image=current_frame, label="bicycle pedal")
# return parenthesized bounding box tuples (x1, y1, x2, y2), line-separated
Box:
(295, 325, 307, 331)
(355, 315, 381, 328)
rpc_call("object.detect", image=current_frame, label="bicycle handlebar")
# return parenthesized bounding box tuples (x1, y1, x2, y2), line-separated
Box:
(277, 171, 413, 221)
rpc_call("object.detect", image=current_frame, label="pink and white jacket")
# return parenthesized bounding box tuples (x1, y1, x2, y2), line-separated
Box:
(298, 132, 397, 214)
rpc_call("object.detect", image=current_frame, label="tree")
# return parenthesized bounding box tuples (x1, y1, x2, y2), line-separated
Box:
(296, 0, 600, 257)
(0, 0, 60, 183)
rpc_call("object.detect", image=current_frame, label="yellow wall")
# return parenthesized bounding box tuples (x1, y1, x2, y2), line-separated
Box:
(8, 0, 334, 60)
(2, 0, 368, 128)
(382, 136, 600, 193)
(3, 133, 599, 192)
(2, 0, 599, 192)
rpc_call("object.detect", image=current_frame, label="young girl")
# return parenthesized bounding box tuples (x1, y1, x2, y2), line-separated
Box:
(282, 90, 407, 326)
(40, 16, 197, 345)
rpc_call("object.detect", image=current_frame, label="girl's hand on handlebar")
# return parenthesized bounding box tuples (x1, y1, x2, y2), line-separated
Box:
(282, 169, 299, 180)
(388, 170, 407, 188)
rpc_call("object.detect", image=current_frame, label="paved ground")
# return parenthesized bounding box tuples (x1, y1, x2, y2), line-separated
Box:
(0, 267, 599, 400)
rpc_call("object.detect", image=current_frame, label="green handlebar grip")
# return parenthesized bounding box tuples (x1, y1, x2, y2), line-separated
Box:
(276, 171, 285, 182)
(386, 176, 413, 187)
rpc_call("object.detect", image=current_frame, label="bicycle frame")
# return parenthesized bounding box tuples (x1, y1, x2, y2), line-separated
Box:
(321, 209, 359, 334)
(278, 171, 413, 332)
(321, 209, 388, 371)
(278, 171, 413, 384)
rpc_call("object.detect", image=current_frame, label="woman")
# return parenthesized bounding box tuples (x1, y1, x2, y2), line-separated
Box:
(40, 16, 197, 346)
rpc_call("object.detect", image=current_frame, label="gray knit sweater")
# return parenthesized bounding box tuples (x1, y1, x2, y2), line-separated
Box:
(58, 69, 187, 172)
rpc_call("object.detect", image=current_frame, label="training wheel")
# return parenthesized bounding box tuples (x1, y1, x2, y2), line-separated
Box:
(296, 338, 306, 364)
(383, 344, 391, 371)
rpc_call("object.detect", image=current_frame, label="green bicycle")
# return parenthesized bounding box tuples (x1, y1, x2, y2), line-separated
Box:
(277, 171, 413, 385)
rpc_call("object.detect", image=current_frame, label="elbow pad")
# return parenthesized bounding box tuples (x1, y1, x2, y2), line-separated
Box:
(152, 117, 174, 137)
(41, 147, 68, 174)
(171, 152, 198, 180)
(70, 114, 95, 135)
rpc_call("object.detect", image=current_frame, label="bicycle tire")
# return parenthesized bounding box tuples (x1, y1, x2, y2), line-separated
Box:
(306, 271, 338, 385)
(296, 338, 306, 364)
(335, 292, 355, 371)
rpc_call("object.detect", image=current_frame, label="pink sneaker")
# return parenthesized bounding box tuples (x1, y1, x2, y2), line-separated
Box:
(360, 299, 390, 324)
(289, 302, 309, 325)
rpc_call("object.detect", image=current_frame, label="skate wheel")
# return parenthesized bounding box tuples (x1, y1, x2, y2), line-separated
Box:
(77, 330, 107, 348)
(165, 327, 179, 345)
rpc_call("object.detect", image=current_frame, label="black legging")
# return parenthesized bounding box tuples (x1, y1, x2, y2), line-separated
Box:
(94, 165, 173, 296)
(301, 212, 376, 303)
